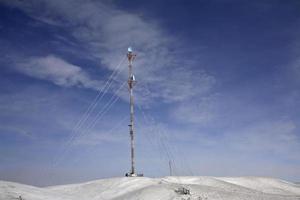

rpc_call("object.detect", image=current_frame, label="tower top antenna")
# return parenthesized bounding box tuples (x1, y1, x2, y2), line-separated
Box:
(127, 47, 136, 62)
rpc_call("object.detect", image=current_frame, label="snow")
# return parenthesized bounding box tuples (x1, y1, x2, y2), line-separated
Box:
(1, 176, 299, 200)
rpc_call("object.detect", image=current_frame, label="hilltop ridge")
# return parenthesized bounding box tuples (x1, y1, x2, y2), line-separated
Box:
(1, 176, 300, 200)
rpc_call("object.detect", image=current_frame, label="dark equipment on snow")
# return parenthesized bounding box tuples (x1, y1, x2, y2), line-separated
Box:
(175, 187, 190, 195)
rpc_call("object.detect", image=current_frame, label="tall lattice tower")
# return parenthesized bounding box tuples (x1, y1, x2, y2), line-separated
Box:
(125, 47, 142, 177)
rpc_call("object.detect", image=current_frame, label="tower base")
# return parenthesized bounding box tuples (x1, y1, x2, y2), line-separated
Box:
(125, 172, 144, 177)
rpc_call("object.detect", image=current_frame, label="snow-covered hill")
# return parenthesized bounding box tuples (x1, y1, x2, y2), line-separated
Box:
(1, 176, 299, 200)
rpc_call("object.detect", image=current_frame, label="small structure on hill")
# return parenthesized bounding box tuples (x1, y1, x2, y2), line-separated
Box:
(175, 187, 190, 195)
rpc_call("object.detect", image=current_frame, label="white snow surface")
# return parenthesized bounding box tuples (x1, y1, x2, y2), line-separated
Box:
(1, 176, 299, 200)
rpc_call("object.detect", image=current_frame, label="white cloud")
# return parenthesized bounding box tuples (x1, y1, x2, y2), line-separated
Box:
(73, 130, 126, 146)
(0, 125, 36, 140)
(292, 57, 300, 82)
(155, 118, 300, 162)
(16, 55, 102, 90)
(3, 0, 215, 104)
(225, 120, 300, 157)
(170, 94, 218, 125)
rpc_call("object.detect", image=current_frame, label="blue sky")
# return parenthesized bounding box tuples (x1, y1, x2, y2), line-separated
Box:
(0, 0, 299, 186)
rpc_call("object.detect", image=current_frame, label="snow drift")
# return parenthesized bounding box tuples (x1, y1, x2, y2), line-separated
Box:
(1, 176, 299, 200)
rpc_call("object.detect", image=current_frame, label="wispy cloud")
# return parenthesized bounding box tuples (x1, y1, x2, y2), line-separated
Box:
(292, 57, 300, 81)
(16, 55, 102, 90)
(73, 129, 127, 146)
(225, 120, 300, 157)
(0, 125, 36, 140)
(4, 0, 215, 105)
(176, 119, 300, 161)
(170, 94, 218, 125)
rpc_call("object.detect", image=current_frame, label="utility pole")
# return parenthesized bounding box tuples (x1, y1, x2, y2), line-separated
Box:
(127, 47, 137, 177)
(169, 160, 173, 176)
